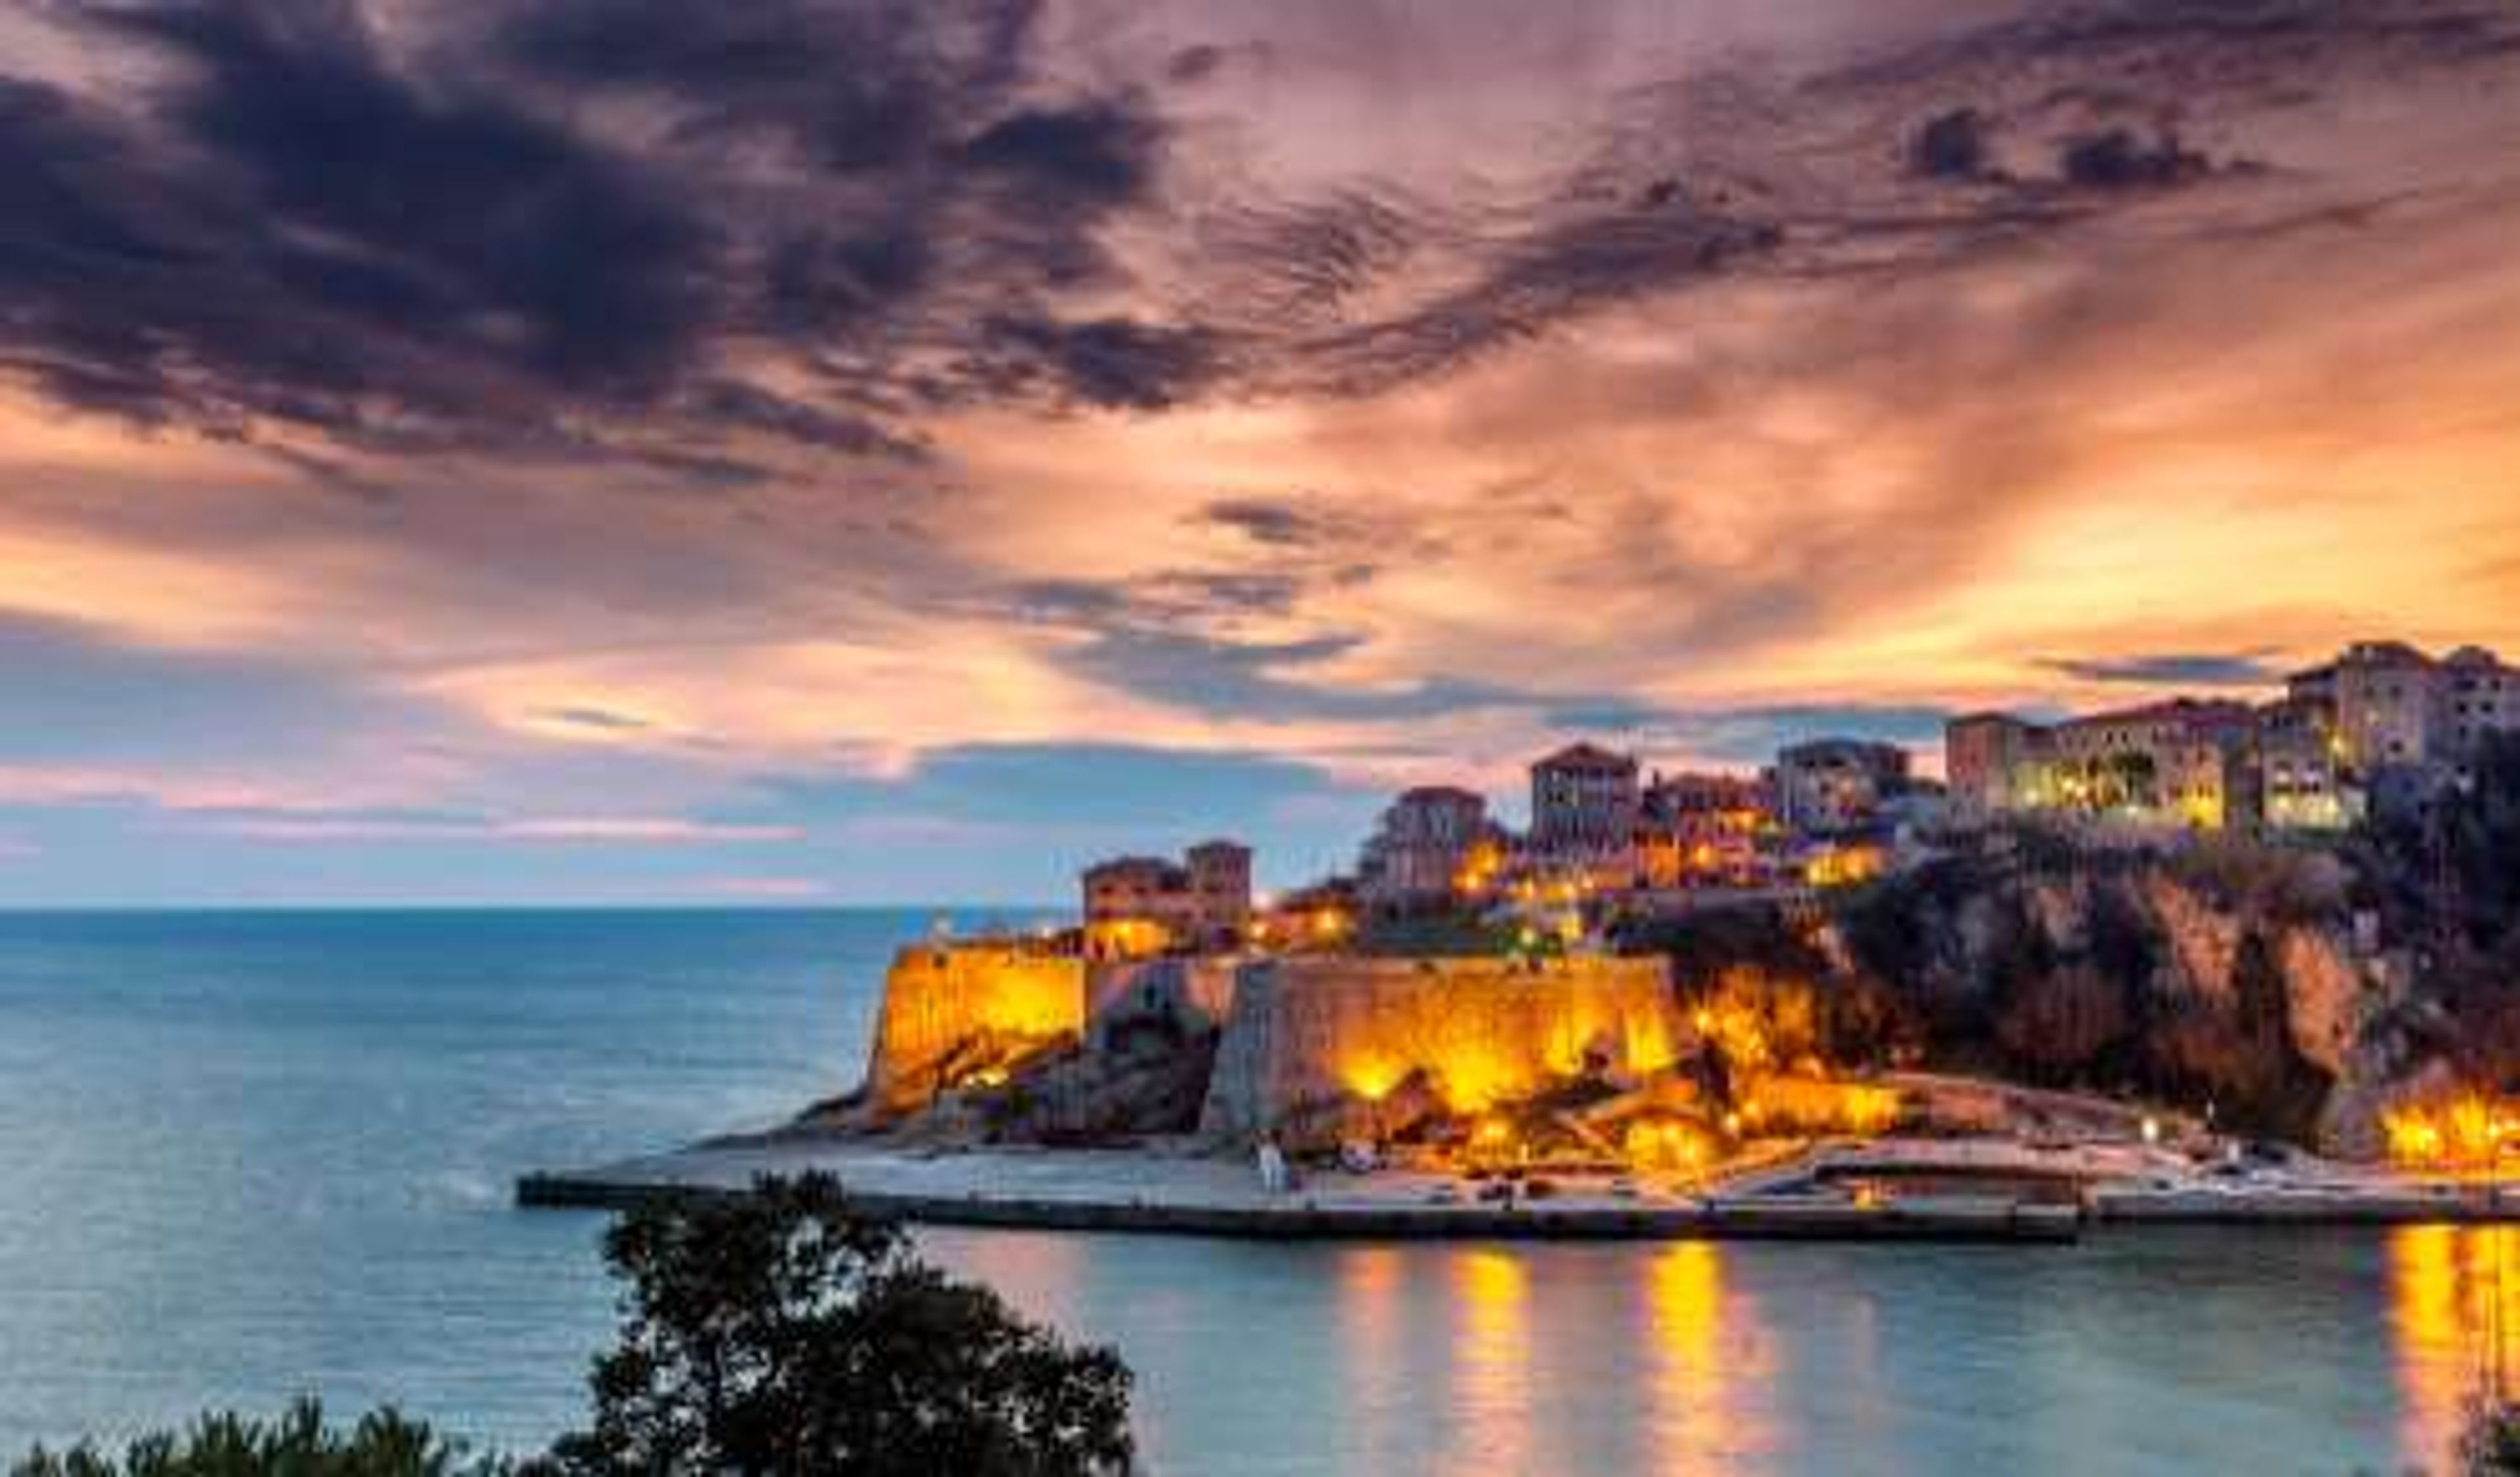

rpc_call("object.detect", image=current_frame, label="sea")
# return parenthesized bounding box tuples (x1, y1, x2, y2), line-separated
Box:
(0, 908, 2507, 1474)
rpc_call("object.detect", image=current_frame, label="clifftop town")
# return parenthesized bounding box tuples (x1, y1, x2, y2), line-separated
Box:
(811, 637, 2520, 1184)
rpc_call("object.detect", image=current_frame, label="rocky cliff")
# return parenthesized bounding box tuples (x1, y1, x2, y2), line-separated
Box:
(1812, 838, 2412, 1151)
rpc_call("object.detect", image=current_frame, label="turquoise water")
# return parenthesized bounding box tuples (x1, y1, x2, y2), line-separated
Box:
(0, 910, 2502, 1474)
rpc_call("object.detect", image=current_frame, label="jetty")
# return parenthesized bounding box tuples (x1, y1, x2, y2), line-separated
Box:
(516, 1140, 2083, 1242)
(518, 1131, 2520, 1241)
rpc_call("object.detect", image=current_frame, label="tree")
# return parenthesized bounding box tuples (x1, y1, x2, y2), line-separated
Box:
(548, 1173, 1133, 1477)
(10, 1399, 505, 1477)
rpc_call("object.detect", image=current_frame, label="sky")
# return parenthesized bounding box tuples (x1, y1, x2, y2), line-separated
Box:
(3, 0, 2519, 905)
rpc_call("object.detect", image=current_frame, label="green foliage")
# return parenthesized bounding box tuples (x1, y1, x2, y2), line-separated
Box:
(547, 1173, 1133, 1477)
(1356, 909, 1520, 956)
(2166, 834, 2349, 925)
(9, 1400, 509, 1477)
(18, 1176, 1134, 1477)
(1616, 901, 1832, 984)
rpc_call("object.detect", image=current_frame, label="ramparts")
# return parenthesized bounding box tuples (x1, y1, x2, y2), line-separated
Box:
(1198, 954, 1681, 1138)
(864, 944, 1086, 1119)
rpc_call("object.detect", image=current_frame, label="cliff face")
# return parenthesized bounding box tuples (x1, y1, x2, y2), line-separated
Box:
(1823, 842, 2406, 1151)
(1198, 955, 1679, 1139)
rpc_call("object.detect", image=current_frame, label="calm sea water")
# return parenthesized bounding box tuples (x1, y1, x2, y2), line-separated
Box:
(0, 909, 2508, 1474)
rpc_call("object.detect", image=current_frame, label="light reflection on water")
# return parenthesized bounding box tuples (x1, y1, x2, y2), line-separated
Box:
(1446, 1249, 1530, 1474)
(912, 1224, 2520, 1477)
(2391, 1224, 2520, 1462)
(1647, 1241, 1777, 1474)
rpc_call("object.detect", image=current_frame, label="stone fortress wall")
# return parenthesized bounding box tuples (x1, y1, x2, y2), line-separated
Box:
(864, 944, 1086, 1118)
(1198, 955, 1679, 1138)
(864, 943, 1681, 1142)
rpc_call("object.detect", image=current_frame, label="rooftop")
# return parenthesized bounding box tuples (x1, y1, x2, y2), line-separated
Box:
(1533, 741, 1637, 773)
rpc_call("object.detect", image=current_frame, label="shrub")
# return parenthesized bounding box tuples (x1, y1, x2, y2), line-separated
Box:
(9, 1400, 509, 1477)
(549, 1173, 1133, 1476)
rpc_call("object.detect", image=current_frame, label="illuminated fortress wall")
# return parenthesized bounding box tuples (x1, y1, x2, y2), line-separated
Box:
(1198, 955, 1680, 1139)
(864, 945, 1087, 1118)
(1083, 955, 1242, 1050)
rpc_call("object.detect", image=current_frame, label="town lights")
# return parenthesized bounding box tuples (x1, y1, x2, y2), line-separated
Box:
(2382, 1093, 2520, 1173)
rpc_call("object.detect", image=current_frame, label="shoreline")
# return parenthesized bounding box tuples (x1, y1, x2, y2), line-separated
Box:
(515, 1136, 2520, 1242)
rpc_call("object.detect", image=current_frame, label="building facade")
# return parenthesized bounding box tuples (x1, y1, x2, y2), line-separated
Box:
(1633, 771, 1771, 889)
(1081, 840, 1253, 958)
(1529, 743, 1641, 863)
(1942, 698, 2256, 832)
(1947, 640, 2520, 834)
(1359, 785, 1492, 907)
(1774, 739, 1912, 836)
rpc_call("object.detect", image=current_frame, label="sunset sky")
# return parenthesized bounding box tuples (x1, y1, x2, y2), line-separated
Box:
(5, 0, 2519, 904)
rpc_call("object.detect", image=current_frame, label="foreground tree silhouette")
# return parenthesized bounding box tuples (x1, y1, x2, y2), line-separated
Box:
(547, 1172, 1133, 1476)
(9, 1399, 499, 1476)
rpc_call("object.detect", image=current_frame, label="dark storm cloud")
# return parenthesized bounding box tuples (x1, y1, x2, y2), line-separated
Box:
(682, 379, 927, 461)
(540, 706, 654, 733)
(0, 0, 1182, 460)
(2059, 128, 2217, 189)
(4, 0, 2515, 464)
(1196, 0, 2520, 398)
(0, 1, 710, 441)
(1912, 109, 1992, 179)
(2038, 651, 2284, 687)
(975, 315, 1225, 410)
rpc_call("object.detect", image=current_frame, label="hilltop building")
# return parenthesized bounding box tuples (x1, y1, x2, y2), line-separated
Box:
(1634, 771, 1771, 889)
(2287, 641, 2520, 813)
(1946, 639, 2520, 834)
(1774, 739, 1914, 836)
(1947, 698, 2259, 832)
(1358, 785, 1498, 909)
(1081, 840, 1253, 958)
(1527, 743, 1641, 884)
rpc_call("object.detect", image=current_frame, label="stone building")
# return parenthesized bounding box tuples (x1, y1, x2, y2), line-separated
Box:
(1941, 698, 2256, 832)
(2293, 641, 2444, 777)
(1529, 742, 1640, 859)
(1358, 784, 1492, 907)
(1774, 739, 1912, 836)
(1080, 840, 1253, 958)
(2445, 645, 2520, 756)
(1946, 713, 2043, 825)
(1945, 639, 2520, 834)
(1633, 771, 1771, 889)
(2286, 641, 2520, 817)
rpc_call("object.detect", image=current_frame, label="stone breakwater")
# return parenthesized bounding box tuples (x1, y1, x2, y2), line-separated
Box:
(515, 1142, 2084, 1242)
